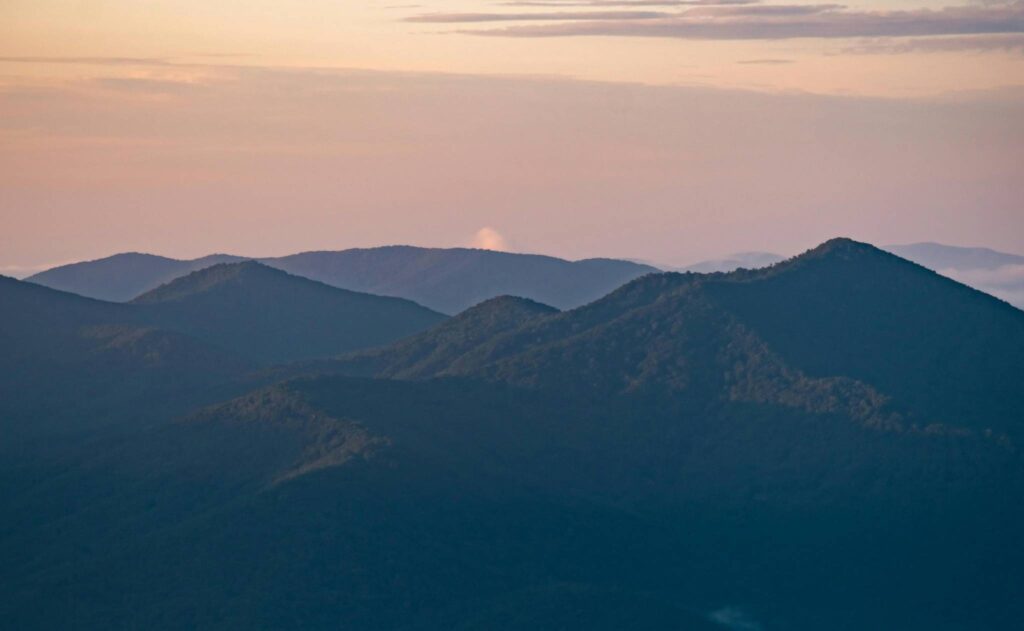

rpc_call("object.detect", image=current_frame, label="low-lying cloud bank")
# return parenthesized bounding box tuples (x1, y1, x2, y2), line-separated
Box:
(941, 264, 1024, 307)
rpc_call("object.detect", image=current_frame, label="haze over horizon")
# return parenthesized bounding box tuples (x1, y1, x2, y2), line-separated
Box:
(2, 1, 1022, 273)
(5, 234, 1024, 281)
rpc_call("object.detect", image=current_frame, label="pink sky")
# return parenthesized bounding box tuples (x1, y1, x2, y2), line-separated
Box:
(1, 1, 1023, 271)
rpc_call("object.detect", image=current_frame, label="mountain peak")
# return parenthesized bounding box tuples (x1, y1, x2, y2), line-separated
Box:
(129, 260, 444, 363)
(802, 237, 880, 259)
(131, 261, 279, 304)
(461, 294, 559, 317)
(317, 294, 558, 379)
(744, 237, 903, 278)
(27, 252, 247, 302)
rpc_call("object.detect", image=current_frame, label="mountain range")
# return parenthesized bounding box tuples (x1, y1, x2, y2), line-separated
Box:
(28, 241, 1024, 313)
(0, 263, 441, 435)
(27, 247, 658, 314)
(2, 238, 1023, 630)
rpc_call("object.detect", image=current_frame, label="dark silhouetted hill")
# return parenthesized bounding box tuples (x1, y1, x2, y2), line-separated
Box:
(3, 239, 1024, 630)
(132, 261, 445, 363)
(705, 238, 1024, 433)
(333, 238, 1024, 436)
(886, 241, 1024, 308)
(0, 263, 444, 431)
(0, 275, 253, 435)
(318, 295, 558, 379)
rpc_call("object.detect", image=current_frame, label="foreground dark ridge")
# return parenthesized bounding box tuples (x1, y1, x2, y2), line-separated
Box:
(319, 238, 1024, 435)
(129, 261, 446, 363)
(0, 261, 445, 434)
(2, 237, 1023, 630)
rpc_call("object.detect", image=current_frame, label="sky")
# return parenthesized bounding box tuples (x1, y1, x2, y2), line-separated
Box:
(1, 0, 1022, 273)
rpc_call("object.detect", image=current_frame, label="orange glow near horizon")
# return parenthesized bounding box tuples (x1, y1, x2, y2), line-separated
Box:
(1, 1, 1022, 271)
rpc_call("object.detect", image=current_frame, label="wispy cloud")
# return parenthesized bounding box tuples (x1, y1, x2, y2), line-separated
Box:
(501, 0, 760, 5)
(682, 4, 844, 16)
(843, 33, 1024, 54)
(91, 77, 207, 95)
(407, 10, 670, 22)
(457, 2, 1024, 40)
(411, 3, 843, 22)
(0, 56, 170, 66)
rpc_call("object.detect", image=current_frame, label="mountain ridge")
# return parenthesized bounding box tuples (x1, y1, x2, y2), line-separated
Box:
(27, 246, 658, 313)
(27, 252, 248, 302)
(0, 262, 447, 433)
(321, 238, 1024, 436)
(4, 237, 1024, 630)
(130, 261, 446, 362)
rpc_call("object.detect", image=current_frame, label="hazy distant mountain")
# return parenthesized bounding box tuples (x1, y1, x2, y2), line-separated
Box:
(27, 247, 657, 313)
(887, 242, 1024, 270)
(133, 261, 445, 363)
(679, 251, 784, 273)
(262, 247, 656, 314)
(26, 252, 247, 302)
(886, 242, 1024, 307)
(4, 239, 1024, 630)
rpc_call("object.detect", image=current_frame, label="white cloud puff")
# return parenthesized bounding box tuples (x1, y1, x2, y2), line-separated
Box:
(471, 227, 512, 251)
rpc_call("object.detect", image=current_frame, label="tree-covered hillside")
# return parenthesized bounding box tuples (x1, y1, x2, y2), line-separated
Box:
(3, 239, 1023, 630)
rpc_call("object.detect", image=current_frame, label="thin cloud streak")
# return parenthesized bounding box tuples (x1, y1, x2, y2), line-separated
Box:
(460, 3, 1024, 40)
(410, 4, 843, 23)
(92, 77, 206, 94)
(843, 33, 1024, 54)
(0, 56, 171, 66)
(407, 10, 670, 22)
(501, 0, 759, 5)
(683, 4, 845, 16)
(503, 0, 761, 4)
